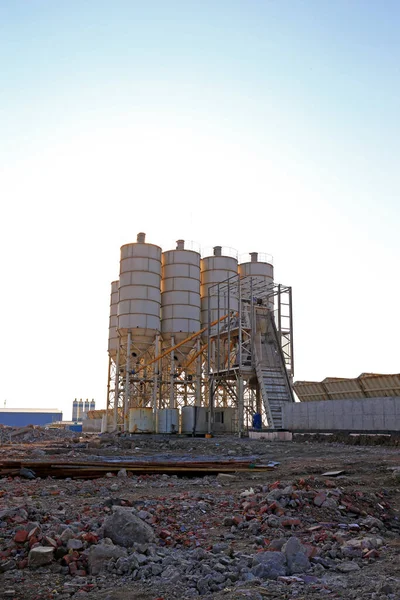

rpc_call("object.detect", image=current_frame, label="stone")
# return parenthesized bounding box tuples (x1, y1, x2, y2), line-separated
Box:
(67, 538, 84, 550)
(103, 507, 155, 547)
(19, 467, 36, 480)
(283, 537, 310, 574)
(251, 551, 287, 580)
(314, 492, 327, 507)
(336, 561, 361, 573)
(14, 529, 29, 543)
(322, 498, 338, 510)
(59, 528, 75, 544)
(28, 546, 54, 568)
(88, 543, 127, 575)
(117, 469, 127, 478)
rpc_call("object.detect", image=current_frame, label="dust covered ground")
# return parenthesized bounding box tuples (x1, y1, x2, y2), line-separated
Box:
(0, 429, 399, 600)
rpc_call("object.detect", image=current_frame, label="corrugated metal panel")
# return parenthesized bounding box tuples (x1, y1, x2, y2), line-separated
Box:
(360, 374, 400, 397)
(0, 412, 63, 427)
(292, 381, 329, 402)
(322, 378, 365, 400)
(294, 373, 400, 402)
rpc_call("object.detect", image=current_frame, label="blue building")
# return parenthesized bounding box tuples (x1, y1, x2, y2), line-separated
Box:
(0, 409, 63, 427)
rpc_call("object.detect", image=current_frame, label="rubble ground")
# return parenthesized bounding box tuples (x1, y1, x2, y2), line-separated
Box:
(0, 430, 399, 600)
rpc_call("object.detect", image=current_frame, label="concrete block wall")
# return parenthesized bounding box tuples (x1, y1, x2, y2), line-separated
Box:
(282, 397, 400, 431)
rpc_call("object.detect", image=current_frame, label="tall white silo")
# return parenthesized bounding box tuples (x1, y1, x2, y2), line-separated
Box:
(90, 399, 96, 411)
(118, 232, 162, 353)
(200, 246, 239, 332)
(108, 281, 119, 358)
(238, 252, 274, 310)
(161, 239, 201, 359)
(72, 399, 78, 422)
(84, 399, 90, 417)
(78, 399, 84, 422)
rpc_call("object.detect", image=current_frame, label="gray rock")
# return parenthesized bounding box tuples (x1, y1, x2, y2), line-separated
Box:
(0, 560, 17, 573)
(59, 528, 75, 544)
(28, 547, 54, 568)
(88, 542, 127, 575)
(117, 469, 127, 478)
(336, 561, 361, 573)
(322, 498, 338, 510)
(283, 536, 310, 574)
(103, 507, 155, 547)
(251, 551, 287, 579)
(67, 538, 83, 550)
(20, 467, 36, 480)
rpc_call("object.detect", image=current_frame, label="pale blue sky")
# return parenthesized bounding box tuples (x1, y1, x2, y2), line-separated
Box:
(1, 1, 399, 417)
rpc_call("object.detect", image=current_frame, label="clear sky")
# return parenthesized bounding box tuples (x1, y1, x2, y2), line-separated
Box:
(1, 1, 399, 419)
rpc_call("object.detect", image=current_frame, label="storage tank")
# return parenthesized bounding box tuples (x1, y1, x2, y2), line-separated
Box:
(181, 406, 208, 435)
(84, 399, 90, 417)
(213, 407, 237, 434)
(200, 246, 239, 334)
(72, 399, 78, 422)
(238, 252, 274, 310)
(108, 280, 119, 358)
(118, 233, 162, 352)
(161, 240, 201, 361)
(90, 399, 96, 411)
(157, 408, 179, 434)
(128, 407, 154, 433)
(77, 399, 84, 422)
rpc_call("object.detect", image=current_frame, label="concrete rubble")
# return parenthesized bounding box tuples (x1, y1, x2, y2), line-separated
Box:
(0, 431, 399, 599)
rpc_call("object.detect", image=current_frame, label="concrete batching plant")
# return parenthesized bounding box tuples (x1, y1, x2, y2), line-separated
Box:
(105, 233, 294, 434)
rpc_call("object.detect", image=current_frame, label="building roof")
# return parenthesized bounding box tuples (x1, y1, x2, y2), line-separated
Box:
(0, 409, 62, 413)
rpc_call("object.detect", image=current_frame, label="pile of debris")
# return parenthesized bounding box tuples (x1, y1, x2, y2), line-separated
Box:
(0, 469, 399, 599)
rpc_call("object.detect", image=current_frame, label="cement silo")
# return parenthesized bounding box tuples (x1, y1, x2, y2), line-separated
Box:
(108, 281, 119, 358)
(161, 239, 201, 359)
(78, 399, 84, 422)
(84, 399, 90, 417)
(201, 246, 239, 332)
(239, 253, 274, 310)
(72, 399, 78, 422)
(118, 232, 162, 352)
(90, 399, 96, 411)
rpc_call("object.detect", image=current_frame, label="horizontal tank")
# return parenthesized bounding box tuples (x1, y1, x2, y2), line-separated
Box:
(118, 233, 162, 351)
(201, 246, 239, 336)
(128, 407, 154, 433)
(239, 252, 274, 310)
(157, 408, 179, 434)
(161, 239, 201, 359)
(181, 406, 208, 435)
(108, 280, 119, 358)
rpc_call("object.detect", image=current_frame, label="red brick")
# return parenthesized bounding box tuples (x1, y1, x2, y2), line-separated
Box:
(14, 530, 28, 543)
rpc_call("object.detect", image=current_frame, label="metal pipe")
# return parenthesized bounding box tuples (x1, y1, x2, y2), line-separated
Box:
(227, 278, 231, 370)
(113, 345, 120, 431)
(153, 334, 160, 417)
(217, 284, 220, 374)
(196, 338, 202, 406)
(170, 336, 175, 409)
(289, 286, 294, 377)
(124, 332, 131, 432)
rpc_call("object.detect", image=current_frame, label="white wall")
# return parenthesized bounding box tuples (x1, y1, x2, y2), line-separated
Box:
(282, 397, 400, 431)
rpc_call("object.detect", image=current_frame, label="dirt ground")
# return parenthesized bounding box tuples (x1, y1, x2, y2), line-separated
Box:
(0, 433, 399, 600)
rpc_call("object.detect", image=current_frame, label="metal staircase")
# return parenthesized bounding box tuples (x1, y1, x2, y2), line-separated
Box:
(255, 311, 295, 428)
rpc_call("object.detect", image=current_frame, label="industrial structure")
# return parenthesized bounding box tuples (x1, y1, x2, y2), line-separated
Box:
(105, 233, 295, 434)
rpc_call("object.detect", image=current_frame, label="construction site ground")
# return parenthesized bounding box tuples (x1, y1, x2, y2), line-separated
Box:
(0, 429, 399, 600)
